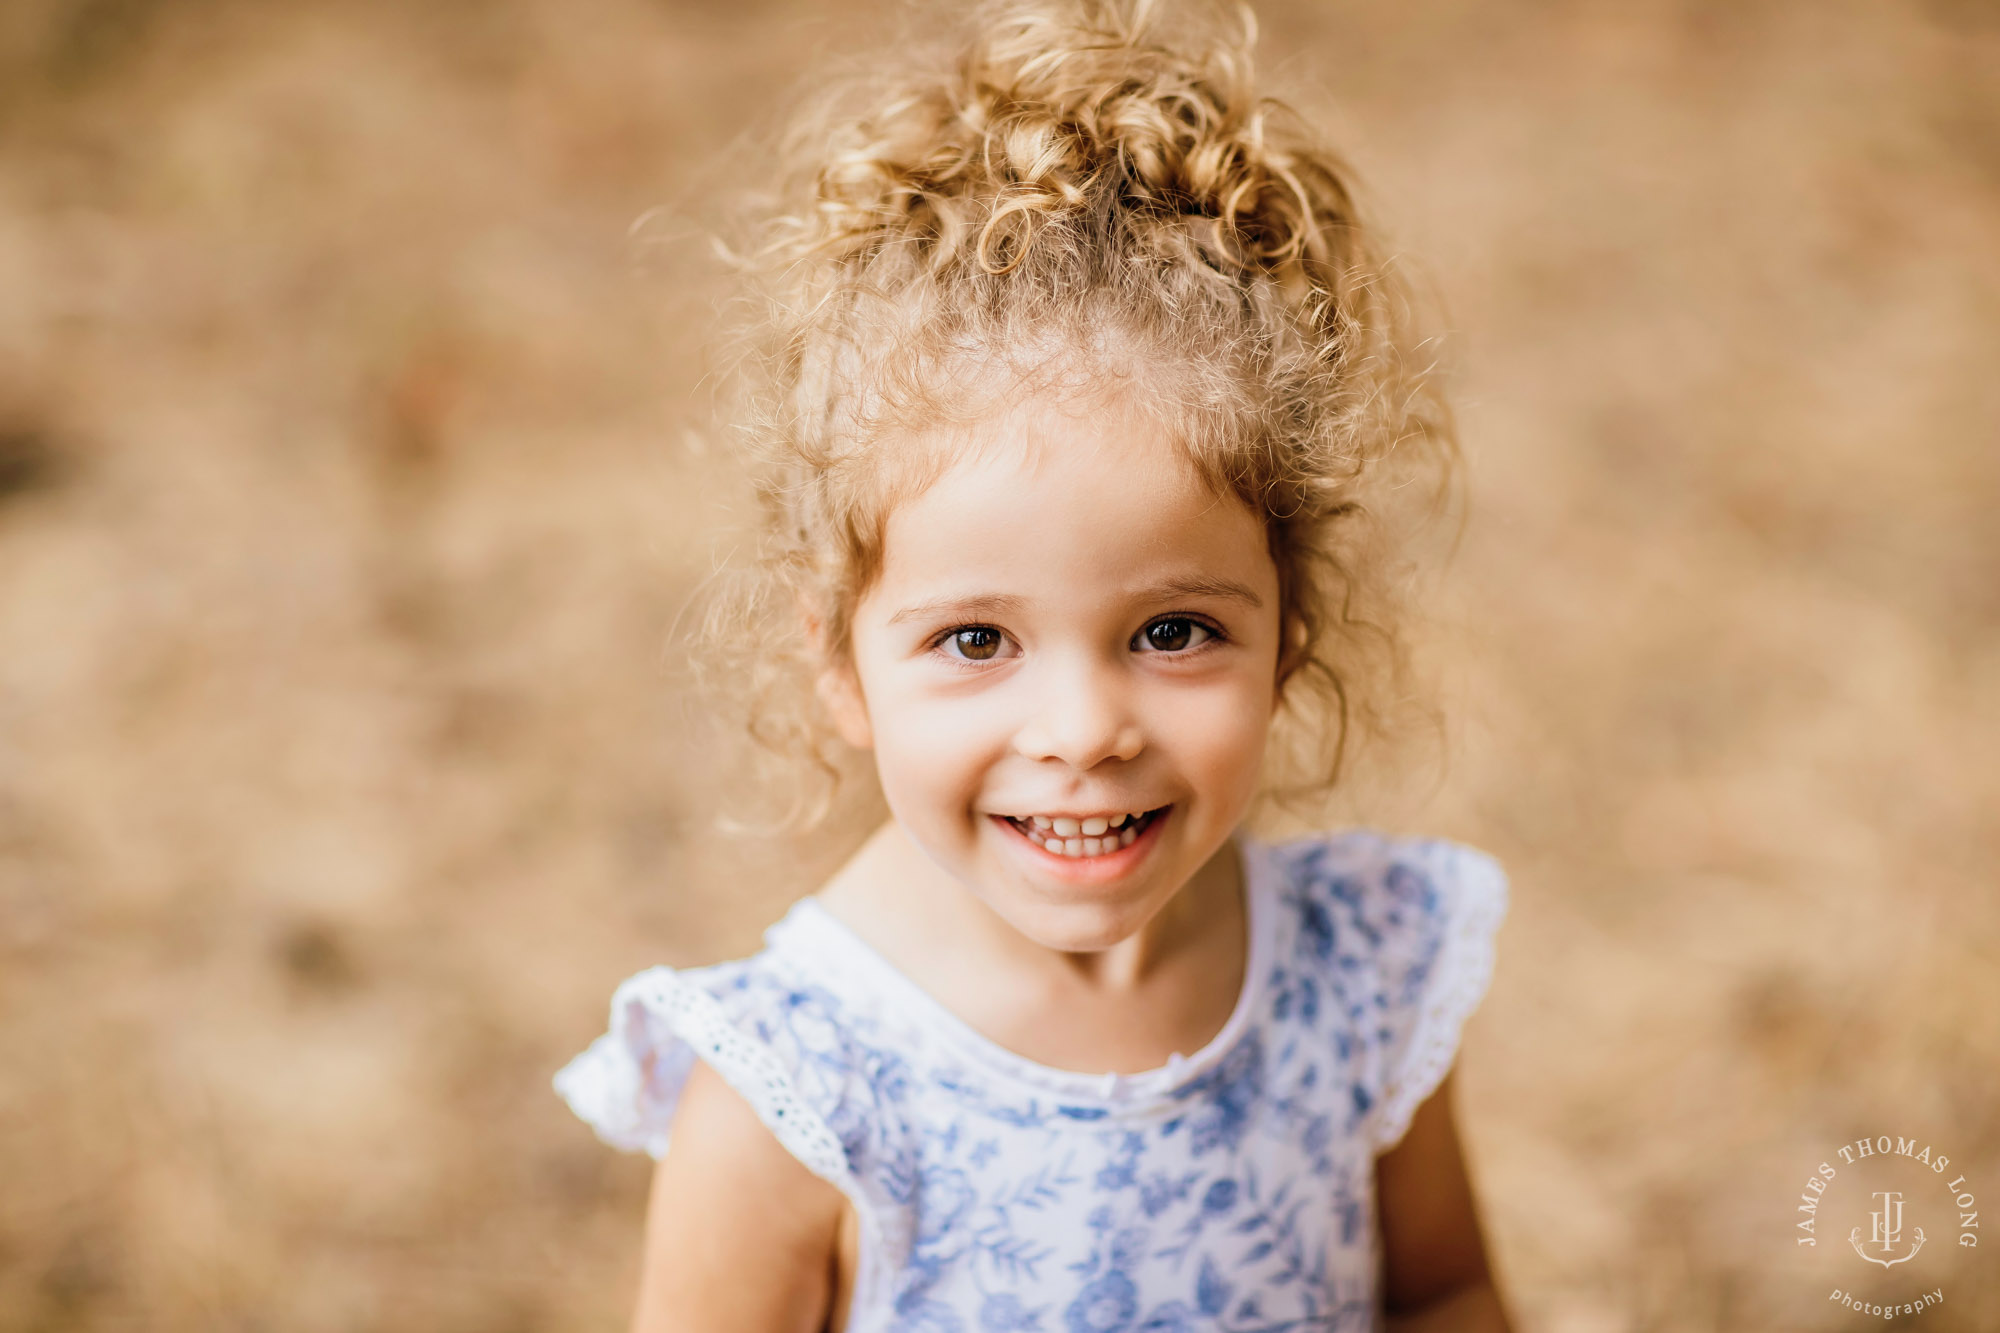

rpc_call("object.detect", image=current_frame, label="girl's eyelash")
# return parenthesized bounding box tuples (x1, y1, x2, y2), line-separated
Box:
(1133, 614, 1229, 654)
(928, 625, 1008, 667)
(926, 614, 1230, 664)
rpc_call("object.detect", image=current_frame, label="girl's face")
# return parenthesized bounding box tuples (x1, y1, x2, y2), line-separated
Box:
(824, 391, 1284, 954)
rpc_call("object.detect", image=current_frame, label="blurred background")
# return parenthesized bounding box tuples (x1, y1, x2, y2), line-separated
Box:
(1, 0, 1996, 1329)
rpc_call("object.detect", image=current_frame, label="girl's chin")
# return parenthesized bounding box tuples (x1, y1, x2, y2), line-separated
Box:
(977, 895, 1158, 955)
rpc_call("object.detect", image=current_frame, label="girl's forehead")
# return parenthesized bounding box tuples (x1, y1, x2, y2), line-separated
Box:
(869, 394, 1272, 607)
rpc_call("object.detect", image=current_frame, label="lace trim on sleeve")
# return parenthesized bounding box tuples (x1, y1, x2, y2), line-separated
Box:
(551, 965, 854, 1187)
(1369, 841, 1509, 1153)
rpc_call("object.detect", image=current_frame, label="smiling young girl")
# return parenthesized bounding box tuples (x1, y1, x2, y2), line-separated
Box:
(555, 2, 1513, 1329)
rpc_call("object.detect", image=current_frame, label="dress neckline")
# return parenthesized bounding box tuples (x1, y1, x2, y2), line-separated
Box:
(765, 832, 1278, 1109)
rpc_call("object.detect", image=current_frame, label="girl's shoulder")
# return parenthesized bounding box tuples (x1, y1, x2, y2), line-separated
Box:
(1248, 826, 1510, 1152)
(552, 913, 930, 1307)
(550, 922, 888, 1174)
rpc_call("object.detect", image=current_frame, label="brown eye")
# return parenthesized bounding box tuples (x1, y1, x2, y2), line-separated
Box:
(948, 627, 1003, 661)
(1138, 617, 1213, 653)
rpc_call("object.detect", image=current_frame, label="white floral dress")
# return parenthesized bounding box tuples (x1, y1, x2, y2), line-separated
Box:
(554, 827, 1507, 1333)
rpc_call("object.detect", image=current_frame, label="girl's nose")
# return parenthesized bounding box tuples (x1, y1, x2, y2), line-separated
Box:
(1011, 651, 1144, 770)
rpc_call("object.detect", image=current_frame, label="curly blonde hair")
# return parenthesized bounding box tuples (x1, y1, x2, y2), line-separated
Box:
(690, 0, 1459, 834)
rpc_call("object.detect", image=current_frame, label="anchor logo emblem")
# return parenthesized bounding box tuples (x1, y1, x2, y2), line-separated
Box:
(1849, 1191, 1926, 1268)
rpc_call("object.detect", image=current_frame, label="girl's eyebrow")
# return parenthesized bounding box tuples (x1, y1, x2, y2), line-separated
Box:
(887, 593, 1028, 626)
(886, 576, 1263, 626)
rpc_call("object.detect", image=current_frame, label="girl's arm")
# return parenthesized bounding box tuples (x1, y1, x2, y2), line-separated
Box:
(629, 1058, 849, 1333)
(1375, 1070, 1516, 1333)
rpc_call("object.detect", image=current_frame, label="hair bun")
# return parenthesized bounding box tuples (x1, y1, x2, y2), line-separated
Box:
(803, 0, 1358, 286)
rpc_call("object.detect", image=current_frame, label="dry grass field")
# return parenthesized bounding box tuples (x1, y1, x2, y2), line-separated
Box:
(0, 0, 1995, 1329)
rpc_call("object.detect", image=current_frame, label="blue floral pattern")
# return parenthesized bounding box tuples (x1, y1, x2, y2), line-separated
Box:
(555, 829, 1507, 1333)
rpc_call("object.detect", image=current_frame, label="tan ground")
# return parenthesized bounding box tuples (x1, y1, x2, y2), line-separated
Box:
(0, 0, 1995, 1329)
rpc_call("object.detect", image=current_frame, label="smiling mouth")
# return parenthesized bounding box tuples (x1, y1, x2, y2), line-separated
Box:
(1001, 806, 1170, 858)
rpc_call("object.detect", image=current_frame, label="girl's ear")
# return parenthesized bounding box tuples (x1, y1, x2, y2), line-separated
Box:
(799, 590, 874, 751)
(1271, 614, 1308, 709)
(816, 661, 874, 751)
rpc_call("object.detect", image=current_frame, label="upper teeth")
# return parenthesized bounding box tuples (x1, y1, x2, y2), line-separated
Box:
(1011, 808, 1157, 858)
(1029, 812, 1146, 836)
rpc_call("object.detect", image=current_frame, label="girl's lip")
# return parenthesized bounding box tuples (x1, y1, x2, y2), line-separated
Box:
(988, 805, 1172, 885)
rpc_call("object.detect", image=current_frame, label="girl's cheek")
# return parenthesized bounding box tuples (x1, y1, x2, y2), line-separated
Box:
(873, 700, 1000, 791)
(1165, 684, 1275, 799)
(1153, 673, 1270, 743)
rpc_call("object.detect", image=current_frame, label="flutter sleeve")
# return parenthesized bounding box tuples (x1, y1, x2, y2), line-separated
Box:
(1280, 830, 1509, 1154)
(1359, 835, 1509, 1152)
(551, 962, 854, 1185)
(552, 956, 915, 1314)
